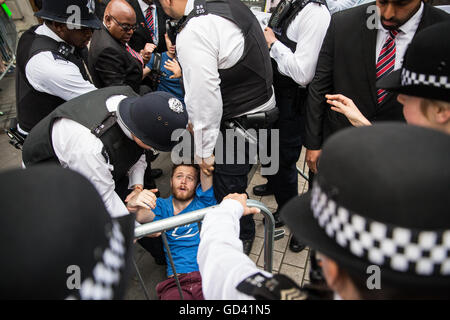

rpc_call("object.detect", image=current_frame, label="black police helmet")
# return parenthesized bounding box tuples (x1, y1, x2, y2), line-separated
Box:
(117, 91, 189, 152)
(35, 0, 101, 29)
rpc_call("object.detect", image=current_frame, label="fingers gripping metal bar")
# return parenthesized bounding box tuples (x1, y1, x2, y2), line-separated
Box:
(133, 200, 276, 299)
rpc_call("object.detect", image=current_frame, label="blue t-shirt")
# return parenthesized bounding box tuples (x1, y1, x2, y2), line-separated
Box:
(147, 52, 185, 104)
(153, 185, 217, 277)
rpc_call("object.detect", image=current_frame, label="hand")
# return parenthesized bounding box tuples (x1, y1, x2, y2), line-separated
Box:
(326, 94, 371, 127)
(223, 193, 260, 216)
(164, 58, 182, 79)
(196, 155, 215, 176)
(140, 43, 157, 64)
(263, 27, 277, 49)
(187, 121, 194, 136)
(125, 185, 143, 203)
(126, 188, 158, 212)
(306, 149, 322, 174)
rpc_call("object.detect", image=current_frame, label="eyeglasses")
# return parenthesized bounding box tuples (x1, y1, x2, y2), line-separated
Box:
(110, 15, 138, 32)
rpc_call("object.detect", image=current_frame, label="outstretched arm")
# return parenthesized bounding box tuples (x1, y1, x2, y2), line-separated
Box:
(326, 94, 372, 127)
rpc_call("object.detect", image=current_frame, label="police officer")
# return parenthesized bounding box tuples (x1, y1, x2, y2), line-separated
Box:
(252, 0, 330, 252)
(197, 124, 450, 300)
(16, 0, 100, 136)
(158, 0, 278, 254)
(22, 87, 188, 221)
(0, 165, 135, 299)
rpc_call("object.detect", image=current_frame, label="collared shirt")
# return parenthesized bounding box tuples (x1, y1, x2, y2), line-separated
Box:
(198, 199, 272, 299)
(177, 0, 276, 158)
(25, 24, 97, 102)
(270, 3, 331, 87)
(138, 0, 159, 45)
(375, 2, 423, 70)
(52, 95, 147, 219)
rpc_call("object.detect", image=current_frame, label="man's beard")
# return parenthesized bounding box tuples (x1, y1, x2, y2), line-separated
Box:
(172, 187, 195, 201)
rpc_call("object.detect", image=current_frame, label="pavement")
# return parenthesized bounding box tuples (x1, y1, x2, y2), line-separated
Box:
(0, 51, 312, 302)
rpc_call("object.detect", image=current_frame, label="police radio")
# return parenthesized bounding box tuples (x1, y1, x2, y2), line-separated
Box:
(166, 19, 179, 45)
(268, 0, 294, 29)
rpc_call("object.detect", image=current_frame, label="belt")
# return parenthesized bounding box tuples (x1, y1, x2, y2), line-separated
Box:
(229, 107, 279, 130)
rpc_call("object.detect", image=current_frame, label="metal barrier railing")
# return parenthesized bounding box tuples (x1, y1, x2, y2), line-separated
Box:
(0, 4, 17, 81)
(133, 199, 279, 300)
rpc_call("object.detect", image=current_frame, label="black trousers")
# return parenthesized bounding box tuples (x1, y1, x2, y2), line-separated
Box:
(213, 128, 255, 241)
(265, 86, 306, 211)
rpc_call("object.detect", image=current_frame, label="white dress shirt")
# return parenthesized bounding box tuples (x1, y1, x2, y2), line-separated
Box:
(52, 95, 147, 219)
(177, 0, 276, 158)
(270, 3, 331, 87)
(326, 0, 373, 15)
(138, 0, 159, 45)
(375, 2, 423, 70)
(198, 199, 273, 299)
(25, 24, 97, 102)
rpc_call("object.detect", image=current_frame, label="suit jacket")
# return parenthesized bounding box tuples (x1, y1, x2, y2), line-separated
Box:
(304, 3, 450, 150)
(127, 0, 169, 53)
(88, 25, 143, 94)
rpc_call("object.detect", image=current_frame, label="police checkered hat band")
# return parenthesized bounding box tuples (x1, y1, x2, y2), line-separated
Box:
(401, 68, 450, 89)
(310, 181, 450, 277)
(66, 220, 127, 300)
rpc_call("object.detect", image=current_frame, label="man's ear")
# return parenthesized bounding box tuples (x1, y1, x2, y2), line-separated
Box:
(320, 255, 340, 290)
(433, 105, 450, 125)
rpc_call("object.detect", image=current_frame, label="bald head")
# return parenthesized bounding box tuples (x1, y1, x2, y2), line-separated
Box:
(104, 0, 137, 44)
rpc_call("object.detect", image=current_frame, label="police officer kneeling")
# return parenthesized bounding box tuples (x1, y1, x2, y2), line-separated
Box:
(22, 86, 188, 222)
(197, 123, 450, 299)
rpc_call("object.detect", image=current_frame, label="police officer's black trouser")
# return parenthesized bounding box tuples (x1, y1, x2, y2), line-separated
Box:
(265, 85, 306, 211)
(213, 129, 254, 241)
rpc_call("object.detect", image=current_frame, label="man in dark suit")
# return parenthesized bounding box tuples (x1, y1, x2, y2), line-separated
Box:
(127, 0, 169, 53)
(304, 0, 449, 174)
(88, 0, 155, 94)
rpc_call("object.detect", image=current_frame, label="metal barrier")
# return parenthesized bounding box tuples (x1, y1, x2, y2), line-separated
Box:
(0, 4, 17, 81)
(134, 199, 277, 300)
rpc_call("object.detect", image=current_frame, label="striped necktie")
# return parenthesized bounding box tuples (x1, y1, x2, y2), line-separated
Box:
(376, 30, 399, 104)
(126, 44, 144, 67)
(145, 7, 155, 42)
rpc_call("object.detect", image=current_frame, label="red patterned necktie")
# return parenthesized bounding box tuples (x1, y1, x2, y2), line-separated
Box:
(376, 30, 399, 104)
(126, 44, 144, 67)
(145, 7, 155, 42)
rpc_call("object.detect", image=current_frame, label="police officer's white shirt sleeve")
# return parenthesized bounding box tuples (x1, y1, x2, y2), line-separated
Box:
(26, 52, 97, 101)
(176, 13, 244, 158)
(25, 24, 96, 101)
(127, 154, 146, 189)
(270, 3, 331, 86)
(326, 0, 373, 14)
(198, 199, 272, 300)
(52, 119, 129, 218)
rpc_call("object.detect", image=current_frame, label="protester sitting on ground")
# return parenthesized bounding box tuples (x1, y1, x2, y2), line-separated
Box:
(127, 158, 216, 300)
(326, 22, 450, 135)
(144, 33, 184, 104)
(0, 165, 134, 299)
(197, 123, 450, 299)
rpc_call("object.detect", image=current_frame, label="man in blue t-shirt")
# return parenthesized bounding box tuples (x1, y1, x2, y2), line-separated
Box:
(127, 160, 216, 300)
(143, 33, 184, 104)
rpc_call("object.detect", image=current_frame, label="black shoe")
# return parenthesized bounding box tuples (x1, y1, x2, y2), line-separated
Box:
(289, 236, 306, 253)
(263, 211, 285, 228)
(151, 168, 163, 179)
(253, 183, 274, 196)
(242, 238, 254, 256)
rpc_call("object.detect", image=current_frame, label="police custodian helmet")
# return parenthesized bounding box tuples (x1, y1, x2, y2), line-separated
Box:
(35, 0, 101, 29)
